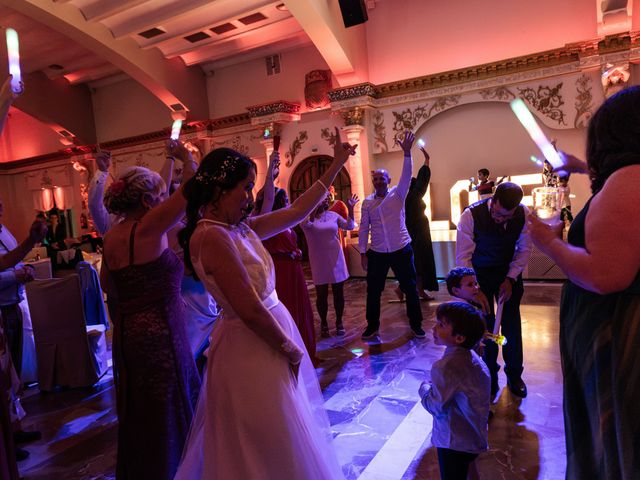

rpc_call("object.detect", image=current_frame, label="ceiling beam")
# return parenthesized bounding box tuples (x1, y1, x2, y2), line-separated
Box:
(82, 0, 152, 23)
(2, 0, 209, 119)
(283, 0, 368, 85)
(12, 70, 97, 144)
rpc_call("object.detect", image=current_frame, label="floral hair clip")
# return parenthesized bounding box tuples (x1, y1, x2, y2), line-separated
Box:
(108, 179, 126, 196)
(195, 154, 241, 185)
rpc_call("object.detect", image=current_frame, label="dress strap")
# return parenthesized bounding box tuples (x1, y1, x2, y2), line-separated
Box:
(128, 222, 139, 266)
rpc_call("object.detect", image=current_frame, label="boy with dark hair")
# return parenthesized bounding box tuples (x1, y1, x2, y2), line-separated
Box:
(419, 301, 491, 480)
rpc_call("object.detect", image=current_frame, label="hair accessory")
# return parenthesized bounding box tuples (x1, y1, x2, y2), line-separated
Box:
(107, 179, 126, 196)
(195, 154, 241, 185)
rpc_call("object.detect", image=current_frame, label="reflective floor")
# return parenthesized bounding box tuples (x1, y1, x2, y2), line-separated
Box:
(17, 279, 566, 479)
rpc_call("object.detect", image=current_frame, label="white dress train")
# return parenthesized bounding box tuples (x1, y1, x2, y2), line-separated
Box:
(174, 219, 344, 480)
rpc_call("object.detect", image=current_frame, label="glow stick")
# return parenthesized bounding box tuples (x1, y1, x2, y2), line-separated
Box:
(530, 155, 543, 167)
(170, 119, 182, 140)
(486, 300, 507, 346)
(417, 139, 426, 148)
(5, 28, 21, 93)
(510, 98, 562, 169)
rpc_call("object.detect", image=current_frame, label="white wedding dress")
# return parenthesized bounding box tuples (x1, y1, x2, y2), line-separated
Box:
(174, 219, 345, 480)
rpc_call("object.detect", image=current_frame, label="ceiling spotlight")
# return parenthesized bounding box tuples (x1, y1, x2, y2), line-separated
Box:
(275, 3, 288, 11)
(48, 64, 64, 70)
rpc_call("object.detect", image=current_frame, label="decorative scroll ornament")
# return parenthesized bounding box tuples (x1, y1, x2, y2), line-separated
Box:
(478, 86, 515, 101)
(320, 128, 337, 148)
(391, 95, 461, 144)
(517, 83, 566, 125)
(574, 74, 594, 128)
(285, 131, 308, 167)
(372, 110, 388, 153)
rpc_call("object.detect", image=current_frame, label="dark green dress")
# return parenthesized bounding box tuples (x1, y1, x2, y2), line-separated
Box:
(560, 197, 640, 479)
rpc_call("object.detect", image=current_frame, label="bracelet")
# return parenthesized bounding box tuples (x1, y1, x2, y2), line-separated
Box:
(281, 339, 297, 354)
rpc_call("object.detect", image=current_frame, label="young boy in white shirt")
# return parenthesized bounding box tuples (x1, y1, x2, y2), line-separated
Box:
(419, 302, 491, 480)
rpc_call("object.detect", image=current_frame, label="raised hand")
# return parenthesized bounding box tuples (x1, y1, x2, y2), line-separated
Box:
(267, 150, 281, 181)
(1, 75, 23, 105)
(396, 130, 415, 154)
(553, 151, 589, 177)
(95, 151, 112, 172)
(333, 127, 357, 165)
(347, 194, 359, 209)
(419, 145, 430, 165)
(29, 220, 47, 244)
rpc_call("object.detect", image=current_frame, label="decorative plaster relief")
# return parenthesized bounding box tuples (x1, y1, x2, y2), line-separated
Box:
(574, 74, 594, 128)
(285, 131, 308, 167)
(517, 82, 566, 125)
(320, 128, 337, 148)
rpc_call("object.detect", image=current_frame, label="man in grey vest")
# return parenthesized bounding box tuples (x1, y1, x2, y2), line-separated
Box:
(455, 183, 533, 398)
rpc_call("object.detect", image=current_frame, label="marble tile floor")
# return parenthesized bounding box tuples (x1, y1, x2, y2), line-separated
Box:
(17, 279, 565, 479)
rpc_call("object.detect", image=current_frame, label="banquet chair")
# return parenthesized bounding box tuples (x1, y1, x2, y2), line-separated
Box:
(25, 275, 108, 391)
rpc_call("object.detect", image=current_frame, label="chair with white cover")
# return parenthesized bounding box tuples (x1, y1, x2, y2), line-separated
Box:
(25, 275, 108, 391)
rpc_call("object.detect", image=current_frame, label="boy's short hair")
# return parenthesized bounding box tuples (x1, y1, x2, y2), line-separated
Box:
(436, 301, 486, 350)
(446, 267, 476, 296)
(478, 168, 490, 176)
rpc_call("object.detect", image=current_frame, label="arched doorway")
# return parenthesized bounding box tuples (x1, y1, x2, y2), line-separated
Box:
(289, 155, 351, 202)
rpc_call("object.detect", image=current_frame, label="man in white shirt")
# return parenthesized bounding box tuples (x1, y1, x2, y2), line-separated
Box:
(455, 182, 533, 398)
(359, 131, 425, 340)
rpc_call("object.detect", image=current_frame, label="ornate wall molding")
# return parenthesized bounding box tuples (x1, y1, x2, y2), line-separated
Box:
(247, 101, 301, 117)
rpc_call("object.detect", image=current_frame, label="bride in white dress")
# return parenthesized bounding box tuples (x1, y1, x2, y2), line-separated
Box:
(174, 128, 356, 480)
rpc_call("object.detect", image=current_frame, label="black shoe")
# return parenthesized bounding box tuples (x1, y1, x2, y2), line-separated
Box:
(16, 447, 30, 461)
(335, 323, 346, 336)
(361, 327, 379, 340)
(411, 326, 426, 339)
(14, 430, 42, 445)
(320, 323, 330, 338)
(507, 377, 528, 398)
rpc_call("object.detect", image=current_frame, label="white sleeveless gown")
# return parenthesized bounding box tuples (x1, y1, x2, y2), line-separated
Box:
(174, 220, 344, 480)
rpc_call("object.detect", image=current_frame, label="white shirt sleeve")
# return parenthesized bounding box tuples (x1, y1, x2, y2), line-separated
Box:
(508, 205, 533, 279)
(88, 171, 112, 235)
(396, 154, 413, 200)
(455, 208, 475, 268)
(358, 200, 371, 253)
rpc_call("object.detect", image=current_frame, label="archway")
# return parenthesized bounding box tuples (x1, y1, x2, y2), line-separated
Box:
(289, 155, 352, 202)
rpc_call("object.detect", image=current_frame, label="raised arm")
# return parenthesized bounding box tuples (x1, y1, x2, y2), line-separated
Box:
(88, 151, 113, 235)
(337, 194, 358, 231)
(414, 146, 431, 197)
(530, 164, 640, 294)
(0, 76, 20, 134)
(139, 141, 197, 237)
(396, 131, 415, 199)
(0, 221, 47, 271)
(249, 127, 356, 239)
(194, 227, 303, 367)
(255, 151, 280, 215)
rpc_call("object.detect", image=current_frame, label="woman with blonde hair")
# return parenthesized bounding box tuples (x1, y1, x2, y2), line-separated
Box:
(101, 143, 200, 480)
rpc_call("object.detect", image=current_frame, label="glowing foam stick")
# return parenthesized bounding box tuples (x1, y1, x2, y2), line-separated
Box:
(510, 98, 563, 169)
(417, 139, 426, 148)
(530, 155, 543, 167)
(170, 119, 182, 140)
(486, 300, 507, 346)
(5, 28, 21, 93)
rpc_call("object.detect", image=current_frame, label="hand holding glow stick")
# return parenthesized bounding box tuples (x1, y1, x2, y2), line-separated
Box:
(510, 98, 562, 169)
(170, 119, 182, 140)
(5, 28, 22, 94)
(417, 138, 426, 148)
(485, 300, 507, 346)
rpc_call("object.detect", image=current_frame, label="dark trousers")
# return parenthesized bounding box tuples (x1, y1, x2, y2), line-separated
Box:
(0, 305, 23, 379)
(366, 245, 423, 330)
(475, 267, 524, 382)
(437, 448, 478, 480)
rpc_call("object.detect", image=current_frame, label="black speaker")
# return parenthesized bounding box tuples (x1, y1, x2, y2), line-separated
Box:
(338, 0, 368, 28)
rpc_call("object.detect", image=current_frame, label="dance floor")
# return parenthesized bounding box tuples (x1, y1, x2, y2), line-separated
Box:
(17, 278, 565, 479)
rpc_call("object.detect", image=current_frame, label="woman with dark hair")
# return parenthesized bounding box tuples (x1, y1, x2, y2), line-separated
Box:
(301, 193, 358, 337)
(528, 86, 640, 479)
(101, 142, 200, 480)
(259, 188, 317, 362)
(175, 128, 355, 479)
